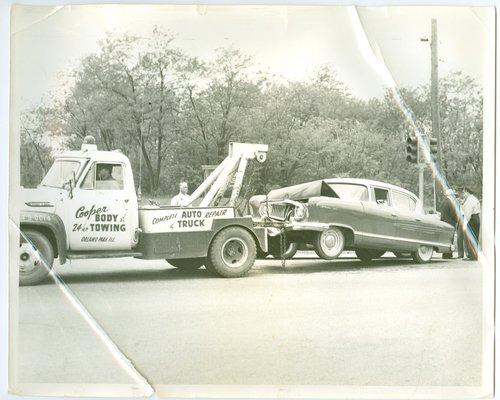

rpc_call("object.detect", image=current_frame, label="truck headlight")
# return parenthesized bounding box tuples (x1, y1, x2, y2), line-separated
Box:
(292, 204, 307, 221)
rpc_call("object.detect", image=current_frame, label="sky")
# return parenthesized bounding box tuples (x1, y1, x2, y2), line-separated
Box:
(10, 5, 494, 111)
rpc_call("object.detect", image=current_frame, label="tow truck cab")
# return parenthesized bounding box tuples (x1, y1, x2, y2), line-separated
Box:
(21, 142, 140, 253)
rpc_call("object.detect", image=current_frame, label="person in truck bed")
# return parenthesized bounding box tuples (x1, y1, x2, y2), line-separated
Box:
(171, 181, 191, 207)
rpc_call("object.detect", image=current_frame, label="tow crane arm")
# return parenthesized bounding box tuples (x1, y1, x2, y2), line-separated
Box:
(186, 142, 268, 207)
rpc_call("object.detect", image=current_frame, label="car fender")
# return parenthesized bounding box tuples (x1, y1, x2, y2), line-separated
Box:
(20, 210, 68, 264)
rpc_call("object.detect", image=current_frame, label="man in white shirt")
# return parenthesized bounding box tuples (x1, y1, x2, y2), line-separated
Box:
(460, 187, 481, 261)
(171, 181, 190, 207)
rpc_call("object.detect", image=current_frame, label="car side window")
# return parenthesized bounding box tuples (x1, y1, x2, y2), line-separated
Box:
(373, 187, 391, 206)
(392, 191, 412, 212)
(81, 163, 124, 190)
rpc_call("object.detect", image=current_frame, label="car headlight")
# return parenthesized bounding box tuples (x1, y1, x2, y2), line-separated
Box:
(292, 204, 307, 221)
(259, 203, 269, 218)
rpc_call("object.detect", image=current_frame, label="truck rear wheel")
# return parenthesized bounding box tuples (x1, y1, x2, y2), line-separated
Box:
(207, 227, 256, 278)
(19, 230, 54, 286)
(167, 258, 205, 270)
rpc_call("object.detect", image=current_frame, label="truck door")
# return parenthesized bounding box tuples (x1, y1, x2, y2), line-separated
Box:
(66, 161, 138, 251)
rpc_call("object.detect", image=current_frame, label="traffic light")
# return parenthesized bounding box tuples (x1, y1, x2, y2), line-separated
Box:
(429, 137, 438, 159)
(406, 136, 418, 163)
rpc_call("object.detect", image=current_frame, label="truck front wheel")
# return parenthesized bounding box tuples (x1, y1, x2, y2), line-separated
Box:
(207, 227, 257, 278)
(19, 230, 54, 286)
(166, 258, 205, 270)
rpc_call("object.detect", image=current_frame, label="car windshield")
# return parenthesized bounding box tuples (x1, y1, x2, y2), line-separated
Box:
(40, 159, 83, 188)
(327, 183, 369, 201)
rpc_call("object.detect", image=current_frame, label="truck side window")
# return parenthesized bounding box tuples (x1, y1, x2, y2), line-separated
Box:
(81, 163, 124, 190)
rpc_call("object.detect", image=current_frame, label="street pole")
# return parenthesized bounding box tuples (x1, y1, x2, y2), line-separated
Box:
(430, 18, 441, 211)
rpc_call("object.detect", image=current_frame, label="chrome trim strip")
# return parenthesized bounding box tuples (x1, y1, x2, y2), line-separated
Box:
(355, 231, 451, 248)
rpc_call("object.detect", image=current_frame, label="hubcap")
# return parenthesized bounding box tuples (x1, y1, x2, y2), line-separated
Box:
(221, 238, 249, 269)
(418, 245, 433, 260)
(19, 242, 42, 274)
(320, 228, 344, 257)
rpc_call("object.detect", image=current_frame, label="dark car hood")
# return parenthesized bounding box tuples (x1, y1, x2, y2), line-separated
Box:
(266, 180, 339, 202)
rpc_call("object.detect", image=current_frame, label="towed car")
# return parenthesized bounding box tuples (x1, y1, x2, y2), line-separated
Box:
(249, 178, 455, 263)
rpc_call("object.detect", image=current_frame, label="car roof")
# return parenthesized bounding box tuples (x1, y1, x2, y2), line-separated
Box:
(324, 178, 418, 200)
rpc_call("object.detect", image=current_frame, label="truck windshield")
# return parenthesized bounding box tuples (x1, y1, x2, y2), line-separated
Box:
(327, 183, 369, 201)
(40, 159, 83, 188)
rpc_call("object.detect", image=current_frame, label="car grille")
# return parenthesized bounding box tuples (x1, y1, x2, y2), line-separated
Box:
(263, 203, 290, 220)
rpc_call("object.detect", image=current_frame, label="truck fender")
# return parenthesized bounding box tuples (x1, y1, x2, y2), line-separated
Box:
(210, 217, 268, 253)
(20, 211, 68, 265)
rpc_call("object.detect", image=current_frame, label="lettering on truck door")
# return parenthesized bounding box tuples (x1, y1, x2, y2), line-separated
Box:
(65, 162, 138, 251)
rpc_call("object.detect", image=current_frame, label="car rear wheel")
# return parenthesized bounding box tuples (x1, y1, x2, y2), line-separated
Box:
(207, 227, 257, 277)
(356, 249, 385, 262)
(313, 227, 344, 260)
(412, 245, 434, 263)
(19, 230, 54, 286)
(167, 258, 205, 270)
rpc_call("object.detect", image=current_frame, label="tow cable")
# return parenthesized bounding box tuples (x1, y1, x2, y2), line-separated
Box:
(280, 226, 287, 269)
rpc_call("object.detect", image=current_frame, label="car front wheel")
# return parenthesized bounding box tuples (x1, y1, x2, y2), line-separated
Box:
(412, 245, 434, 263)
(268, 238, 298, 260)
(313, 227, 345, 260)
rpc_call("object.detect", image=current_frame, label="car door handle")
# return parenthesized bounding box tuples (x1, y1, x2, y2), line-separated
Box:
(391, 213, 398, 217)
(415, 217, 421, 221)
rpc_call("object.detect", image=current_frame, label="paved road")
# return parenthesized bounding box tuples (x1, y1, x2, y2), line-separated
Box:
(17, 253, 482, 387)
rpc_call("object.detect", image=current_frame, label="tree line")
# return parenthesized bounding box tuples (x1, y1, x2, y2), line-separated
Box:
(20, 29, 483, 203)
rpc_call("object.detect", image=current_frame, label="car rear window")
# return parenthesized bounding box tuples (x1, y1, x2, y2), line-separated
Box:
(327, 183, 369, 201)
(392, 190, 416, 212)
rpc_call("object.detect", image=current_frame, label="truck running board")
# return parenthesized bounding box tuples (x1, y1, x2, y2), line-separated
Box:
(67, 251, 143, 260)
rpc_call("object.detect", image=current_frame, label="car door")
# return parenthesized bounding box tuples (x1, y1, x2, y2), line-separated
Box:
(65, 161, 137, 251)
(359, 186, 397, 247)
(391, 190, 441, 248)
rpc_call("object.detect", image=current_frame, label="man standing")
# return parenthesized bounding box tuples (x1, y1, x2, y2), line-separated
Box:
(440, 188, 463, 259)
(171, 181, 190, 207)
(460, 187, 481, 261)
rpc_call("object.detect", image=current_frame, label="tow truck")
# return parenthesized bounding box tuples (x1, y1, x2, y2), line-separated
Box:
(19, 137, 269, 285)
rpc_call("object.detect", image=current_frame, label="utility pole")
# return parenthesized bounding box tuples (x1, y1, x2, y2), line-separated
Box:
(430, 19, 441, 166)
(430, 19, 441, 211)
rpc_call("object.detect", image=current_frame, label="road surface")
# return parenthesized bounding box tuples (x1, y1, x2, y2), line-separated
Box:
(16, 253, 482, 388)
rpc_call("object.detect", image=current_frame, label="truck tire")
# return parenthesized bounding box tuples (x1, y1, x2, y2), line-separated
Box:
(412, 245, 434, 263)
(167, 258, 205, 270)
(268, 238, 298, 260)
(207, 227, 257, 278)
(19, 230, 54, 286)
(313, 227, 344, 260)
(356, 249, 385, 263)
